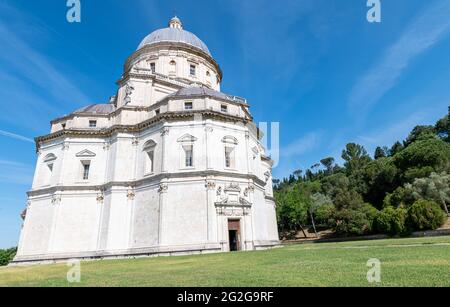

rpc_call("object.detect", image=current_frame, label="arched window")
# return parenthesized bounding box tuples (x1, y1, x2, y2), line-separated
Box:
(169, 60, 177, 76)
(143, 140, 157, 174)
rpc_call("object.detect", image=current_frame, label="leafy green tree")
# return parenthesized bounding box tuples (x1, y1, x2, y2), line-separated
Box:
(275, 185, 309, 237)
(404, 125, 436, 147)
(390, 141, 404, 156)
(362, 157, 398, 209)
(435, 111, 449, 142)
(394, 138, 450, 182)
(320, 157, 335, 174)
(404, 172, 450, 214)
(374, 147, 386, 159)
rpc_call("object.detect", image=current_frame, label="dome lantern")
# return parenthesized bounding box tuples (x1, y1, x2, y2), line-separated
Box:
(168, 16, 183, 30)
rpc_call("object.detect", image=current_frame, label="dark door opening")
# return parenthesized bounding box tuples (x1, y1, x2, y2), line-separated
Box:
(228, 219, 241, 252)
(229, 230, 238, 252)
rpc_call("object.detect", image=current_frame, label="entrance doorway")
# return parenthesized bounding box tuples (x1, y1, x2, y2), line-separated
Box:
(228, 219, 241, 252)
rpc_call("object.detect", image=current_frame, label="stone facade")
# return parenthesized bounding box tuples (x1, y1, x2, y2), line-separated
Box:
(13, 17, 279, 264)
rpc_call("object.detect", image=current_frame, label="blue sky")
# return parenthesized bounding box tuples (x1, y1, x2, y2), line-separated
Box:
(0, 0, 449, 248)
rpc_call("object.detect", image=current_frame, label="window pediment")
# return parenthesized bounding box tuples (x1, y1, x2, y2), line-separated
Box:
(43, 153, 57, 163)
(76, 149, 96, 158)
(222, 136, 238, 145)
(143, 140, 157, 151)
(177, 134, 197, 143)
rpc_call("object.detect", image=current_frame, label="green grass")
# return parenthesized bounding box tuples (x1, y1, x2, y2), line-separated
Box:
(1, 236, 450, 287)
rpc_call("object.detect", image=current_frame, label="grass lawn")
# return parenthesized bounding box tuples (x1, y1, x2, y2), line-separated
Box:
(1, 236, 449, 287)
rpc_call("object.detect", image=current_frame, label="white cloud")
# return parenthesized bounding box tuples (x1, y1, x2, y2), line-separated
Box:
(0, 129, 34, 143)
(280, 132, 322, 157)
(349, 1, 450, 115)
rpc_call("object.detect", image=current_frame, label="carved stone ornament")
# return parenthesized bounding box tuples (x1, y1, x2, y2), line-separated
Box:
(225, 182, 241, 193)
(96, 192, 104, 203)
(124, 83, 135, 105)
(158, 183, 168, 193)
(127, 187, 136, 200)
(51, 195, 62, 205)
(161, 127, 170, 136)
(205, 181, 216, 190)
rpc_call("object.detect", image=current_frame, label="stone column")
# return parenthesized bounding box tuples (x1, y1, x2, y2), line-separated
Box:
(205, 180, 217, 242)
(205, 126, 214, 170)
(161, 127, 169, 173)
(157, 182, 168, 245)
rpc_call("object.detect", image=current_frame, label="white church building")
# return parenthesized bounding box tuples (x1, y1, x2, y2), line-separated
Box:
(13, 17, 279, 264)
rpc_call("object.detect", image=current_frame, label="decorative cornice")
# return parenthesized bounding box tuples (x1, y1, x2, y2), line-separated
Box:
(27, 170, 267, 197)
(37, 110, 251, 151)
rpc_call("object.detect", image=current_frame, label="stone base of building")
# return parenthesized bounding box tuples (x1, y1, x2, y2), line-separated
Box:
(10, 241, 281, 266)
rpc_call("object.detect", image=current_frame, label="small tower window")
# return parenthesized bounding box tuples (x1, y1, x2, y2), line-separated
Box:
(169, 60, 176, 76)
(82, 161, 91, 180)
(185, 102, 193, 110)
(190, 64, 196, 77)
(221, 105, 228, 113)
(155, 109, 160, 115)
(61, 123, 66, 130)
(150, 62, 156, 73)
(89, 120, 97, 128)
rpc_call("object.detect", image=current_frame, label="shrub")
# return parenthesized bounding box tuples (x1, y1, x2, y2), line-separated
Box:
(0, 247, 17, 266)
(333, 204, 378, 236)
(375, 206, 408, 235)
(315, 203, 335, 226)
(407, 199, 446, 231)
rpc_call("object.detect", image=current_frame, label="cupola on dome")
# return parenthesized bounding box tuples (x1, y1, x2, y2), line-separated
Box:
(137, 16, 211, 56)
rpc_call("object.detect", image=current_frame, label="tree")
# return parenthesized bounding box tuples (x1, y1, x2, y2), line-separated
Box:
(404, 172, 450, 215)
(404, 125, 436, 147)
(320, 157, 335, 174)
(435, 111, 449, 142)
(310, 193, 335, 235)
(390, 141, 404, 156)
(374, 147, 386, 159)
(394, 138, 450, 183)
(362, 157, 398, 209)
(293, 169, 303, 181)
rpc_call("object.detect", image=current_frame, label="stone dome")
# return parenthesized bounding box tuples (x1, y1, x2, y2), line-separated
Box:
(137, 17, 211, 56)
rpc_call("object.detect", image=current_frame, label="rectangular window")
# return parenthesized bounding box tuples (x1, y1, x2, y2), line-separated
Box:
(89, 120, 97, 128)
(146, 150, 154, 174)
(61, 123, 66, 129)
(221, 105, 228, 113)
(190, 64, 196, 76)
(155, 109, 160, 115)
(184, 145, 193, 167)
(225, 147, 235, 169)
(185, 102, 193, 110)
(82, 162, 91, 180)
(150, 62, 156, 73)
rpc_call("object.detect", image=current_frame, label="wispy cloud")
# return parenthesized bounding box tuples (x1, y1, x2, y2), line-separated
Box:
(280, 132, 322, 157)
(349, 1, 450, 115)
(0, 129, 34, 143)
(0, 159, 33, 185)
(0, 1, 91, 133)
